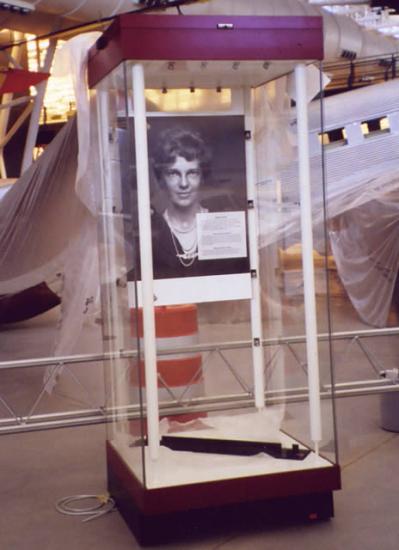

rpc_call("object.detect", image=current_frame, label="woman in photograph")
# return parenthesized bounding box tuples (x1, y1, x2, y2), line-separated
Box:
(147, 124, 250, 280)
(151, 127, 210, 277)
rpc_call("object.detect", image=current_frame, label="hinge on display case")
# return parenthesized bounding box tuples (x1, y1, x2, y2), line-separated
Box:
(116, 275, 127, 288)
(244, 130, 252, 140)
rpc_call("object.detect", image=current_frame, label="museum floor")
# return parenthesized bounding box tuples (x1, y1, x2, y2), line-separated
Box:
(1, 300, 399, 549)
(1, 400, 399, 550)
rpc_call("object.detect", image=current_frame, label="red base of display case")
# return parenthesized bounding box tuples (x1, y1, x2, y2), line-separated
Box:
(106, 442, 341, 546)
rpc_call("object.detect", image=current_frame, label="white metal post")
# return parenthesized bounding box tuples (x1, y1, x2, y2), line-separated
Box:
(132, 63, 160, 460)
(21, 39, 57, 173)
(294, 63, 322, 452)
(244, 88, 265, 410)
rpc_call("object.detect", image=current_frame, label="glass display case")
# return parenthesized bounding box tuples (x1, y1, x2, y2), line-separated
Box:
(88, 13, 340, 545)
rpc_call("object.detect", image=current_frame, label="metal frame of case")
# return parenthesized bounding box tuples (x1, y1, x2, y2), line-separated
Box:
(89, 13, 341, 546)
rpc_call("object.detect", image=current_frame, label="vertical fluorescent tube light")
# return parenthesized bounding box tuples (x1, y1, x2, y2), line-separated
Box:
(132, 63, 160, 460)
(244, 88, 265, 410)
(96, 89, 126, 435)
(294, 63, 322, 453)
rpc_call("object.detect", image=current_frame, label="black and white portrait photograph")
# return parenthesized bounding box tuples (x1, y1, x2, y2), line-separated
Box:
(124, 115, 250, 284)
(148, 115, 249, 279)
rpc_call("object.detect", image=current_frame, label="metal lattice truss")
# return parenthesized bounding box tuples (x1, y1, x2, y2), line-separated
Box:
(1, 327, 399, 435)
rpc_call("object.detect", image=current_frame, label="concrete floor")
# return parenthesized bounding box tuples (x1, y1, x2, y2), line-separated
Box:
(1, 300, 399, 548)
(1, 404, 399, 550)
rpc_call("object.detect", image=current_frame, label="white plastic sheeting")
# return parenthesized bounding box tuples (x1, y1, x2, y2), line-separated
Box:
(0, 118, 80, 295)
(329, 196, 399, 327)
(0, 115, 101, 353)
(258, 78, 399, 326)
(0, 33, 101, 358)
(51, 32, 102, 215)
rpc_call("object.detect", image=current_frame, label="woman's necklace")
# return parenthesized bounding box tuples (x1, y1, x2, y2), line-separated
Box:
(164, 210, 201, 268)
(170, 231, 197, 267)
(164, 211, 196, 234)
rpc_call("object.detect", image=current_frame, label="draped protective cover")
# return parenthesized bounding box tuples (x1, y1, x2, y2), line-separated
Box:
(256, 77, 399, 327)
(0, 33, 101, 357)
(0, 32, 398, 365)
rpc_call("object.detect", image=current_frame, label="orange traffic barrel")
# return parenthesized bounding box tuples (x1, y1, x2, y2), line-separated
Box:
(130, 304, 204, 423)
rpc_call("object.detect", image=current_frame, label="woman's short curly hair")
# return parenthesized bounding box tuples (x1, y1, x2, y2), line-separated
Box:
(152, 127, 211, 185)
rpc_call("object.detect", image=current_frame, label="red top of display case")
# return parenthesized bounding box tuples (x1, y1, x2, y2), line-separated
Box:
(88, 14, 323, 88)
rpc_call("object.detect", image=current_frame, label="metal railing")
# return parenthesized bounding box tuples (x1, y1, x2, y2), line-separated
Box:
(1, 326, 399, 434)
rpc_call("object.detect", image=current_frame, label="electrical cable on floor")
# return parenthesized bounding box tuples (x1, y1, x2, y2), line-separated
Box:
(55, 494, 116, 523)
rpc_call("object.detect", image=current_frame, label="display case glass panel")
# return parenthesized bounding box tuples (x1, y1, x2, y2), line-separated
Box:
(94, 55, 338, 490)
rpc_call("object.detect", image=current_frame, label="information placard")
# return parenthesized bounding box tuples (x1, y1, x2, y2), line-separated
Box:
(197, 211, 247, 260)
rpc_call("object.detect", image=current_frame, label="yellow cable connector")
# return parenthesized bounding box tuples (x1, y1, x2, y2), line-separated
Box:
(97, 493, 111, 504)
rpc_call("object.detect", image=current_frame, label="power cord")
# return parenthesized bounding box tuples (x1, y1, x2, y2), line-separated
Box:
(55, 494, 116, 523)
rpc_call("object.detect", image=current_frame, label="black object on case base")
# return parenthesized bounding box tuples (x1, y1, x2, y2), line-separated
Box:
(161, 435, 311, 460)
